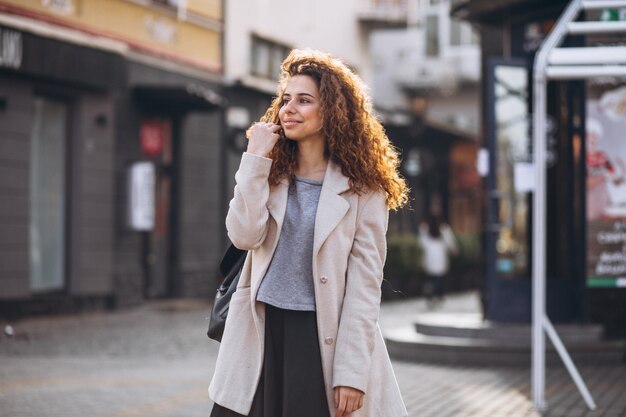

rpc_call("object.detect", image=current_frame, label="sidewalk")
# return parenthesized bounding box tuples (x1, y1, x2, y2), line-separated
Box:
(380, 292, 626, 417)
(0, 292, 624, 417)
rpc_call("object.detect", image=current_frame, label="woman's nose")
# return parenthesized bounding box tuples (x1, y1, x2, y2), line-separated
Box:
(283, 101, 295, 113)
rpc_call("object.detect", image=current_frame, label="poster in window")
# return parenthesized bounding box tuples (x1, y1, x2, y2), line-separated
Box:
(586, 84, 626, 288)
(127, 161, 156, 231)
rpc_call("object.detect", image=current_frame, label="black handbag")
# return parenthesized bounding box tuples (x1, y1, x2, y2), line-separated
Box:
(207, 243, 247, 342)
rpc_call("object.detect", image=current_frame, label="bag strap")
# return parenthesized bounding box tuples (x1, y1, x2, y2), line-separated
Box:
(219, 244, 247, 277)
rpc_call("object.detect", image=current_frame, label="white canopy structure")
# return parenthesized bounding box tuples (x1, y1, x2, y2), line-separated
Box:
(532, 0, 626, 411)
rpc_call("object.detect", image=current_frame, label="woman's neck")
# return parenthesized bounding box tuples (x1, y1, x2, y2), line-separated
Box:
(295, 140, 328, 181)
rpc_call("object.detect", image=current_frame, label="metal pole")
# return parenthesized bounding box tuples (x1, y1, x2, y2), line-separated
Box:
(532, 71, 547, 411)
(543, 316, 597, 410)
(582, 0, 626, 9)
(531, 0, 583, 410)
(547, 65, 626, 79)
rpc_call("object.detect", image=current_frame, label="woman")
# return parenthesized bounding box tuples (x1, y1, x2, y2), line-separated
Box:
(418, 210, 458, 306)
(209, 49, 409, 417)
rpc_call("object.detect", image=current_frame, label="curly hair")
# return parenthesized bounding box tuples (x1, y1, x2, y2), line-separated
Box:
(259, 49, 409, 210)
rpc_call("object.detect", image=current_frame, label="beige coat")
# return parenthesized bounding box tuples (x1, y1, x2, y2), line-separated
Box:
(209, 153, 407, 417)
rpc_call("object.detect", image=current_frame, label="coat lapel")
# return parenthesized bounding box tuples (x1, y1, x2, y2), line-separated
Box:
(313, 160, 350, 258)
(267, 178, 289, 230)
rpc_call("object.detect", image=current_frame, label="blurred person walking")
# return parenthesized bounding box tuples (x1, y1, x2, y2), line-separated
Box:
(418, 209, 458, 307)
(209, 49, 409, 417)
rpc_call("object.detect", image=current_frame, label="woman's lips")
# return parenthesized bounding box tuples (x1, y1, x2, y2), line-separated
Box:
(282, 120, 300, 127)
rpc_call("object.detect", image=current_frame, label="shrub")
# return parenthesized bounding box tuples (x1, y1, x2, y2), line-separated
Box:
(450, 232, 481, 271)
(449, 232, 482, 291)
(382, 231, 482, 298)
(382, 233, 422, 299)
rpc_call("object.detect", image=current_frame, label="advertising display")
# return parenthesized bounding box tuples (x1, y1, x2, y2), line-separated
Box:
(586, 84, 626, 288)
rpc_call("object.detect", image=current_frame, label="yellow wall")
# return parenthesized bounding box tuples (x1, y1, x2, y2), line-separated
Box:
(187, 0, 221, 21)
(1, 0, 221, 71)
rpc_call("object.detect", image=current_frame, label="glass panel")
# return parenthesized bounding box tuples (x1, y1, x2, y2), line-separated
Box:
(270, 46, 285, 80)
(30, 97, 66, 291)
(251, 38, 270, 77)
(450, 20, 462, 46)
(426, 15, 439, 57)
(493, 65, 530, 279)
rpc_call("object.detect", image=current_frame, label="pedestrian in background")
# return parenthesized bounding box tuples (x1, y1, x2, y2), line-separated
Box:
(209, 49, 409, 417)
(418, 210, 459, 307)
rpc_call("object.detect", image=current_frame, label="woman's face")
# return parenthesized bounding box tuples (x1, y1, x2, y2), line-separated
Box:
(278, 75, 324, 144)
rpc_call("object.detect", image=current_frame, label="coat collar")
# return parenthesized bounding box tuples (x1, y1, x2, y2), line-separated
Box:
(267, 159, 351, 257)
(313, 160, 351, 257)
(274, 158, 350, 192)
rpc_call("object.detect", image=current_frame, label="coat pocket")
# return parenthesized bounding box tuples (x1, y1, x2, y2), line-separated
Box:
(221, 286, 252, 341)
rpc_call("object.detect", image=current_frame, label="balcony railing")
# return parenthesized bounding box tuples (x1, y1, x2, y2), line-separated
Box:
(394, 50, 481, 93)
(357, 0, 409, 27)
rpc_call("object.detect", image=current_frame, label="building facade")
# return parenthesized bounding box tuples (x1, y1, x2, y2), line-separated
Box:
(369, 0, 482, 254)
(0, 0, 224, 314)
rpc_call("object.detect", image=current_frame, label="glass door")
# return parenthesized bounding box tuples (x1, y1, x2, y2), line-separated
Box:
(143, 117, 173, 298)
(29, 97, 68, 292)
(485, 59, 533, 322)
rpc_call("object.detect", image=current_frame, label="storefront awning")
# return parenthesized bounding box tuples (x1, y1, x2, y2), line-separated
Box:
(451, 0, 569, 23)
(134, 84, 227, 111)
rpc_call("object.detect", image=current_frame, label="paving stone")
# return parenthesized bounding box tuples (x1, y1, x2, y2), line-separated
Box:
(0, 292, 624, 417)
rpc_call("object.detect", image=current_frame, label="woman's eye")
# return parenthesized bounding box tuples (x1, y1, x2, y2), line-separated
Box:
(282, 99, 290, 105)
(300, 98, 310, 103)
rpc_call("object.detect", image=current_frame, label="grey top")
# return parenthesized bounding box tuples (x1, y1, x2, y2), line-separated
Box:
(256, 176, 323, 311)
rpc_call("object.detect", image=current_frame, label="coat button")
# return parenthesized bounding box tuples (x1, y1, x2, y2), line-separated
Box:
(320, 276, 328, 284)
(325, 337, 334, 345)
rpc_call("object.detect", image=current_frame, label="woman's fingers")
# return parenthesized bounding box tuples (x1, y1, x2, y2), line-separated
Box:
(334, 387, 346, 417)
(345, 396, 356, 415)
(337, 389, 348, 417)
(245, 122, 281, 157)
(334, 386, 365, 416)
(268, 123, 282, 132)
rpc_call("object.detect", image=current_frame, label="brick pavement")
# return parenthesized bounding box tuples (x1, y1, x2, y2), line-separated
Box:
(0, 293, 624, 417)
(383, 294, 626, 417)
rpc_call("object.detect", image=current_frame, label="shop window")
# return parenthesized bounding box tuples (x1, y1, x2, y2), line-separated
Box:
(29, 97, 68, 292)
(250, 36, 290, 80)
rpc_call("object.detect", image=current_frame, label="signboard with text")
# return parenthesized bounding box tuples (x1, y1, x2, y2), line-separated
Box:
(140, 119, 165, 157)
(586, 83, 626, 288)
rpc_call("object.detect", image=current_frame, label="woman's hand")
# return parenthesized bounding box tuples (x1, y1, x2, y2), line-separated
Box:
(246, 122, 281, 158)
(334, 386, 364, 417)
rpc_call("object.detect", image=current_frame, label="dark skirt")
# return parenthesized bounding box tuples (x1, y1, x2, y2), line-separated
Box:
(210, 304, 330, 417)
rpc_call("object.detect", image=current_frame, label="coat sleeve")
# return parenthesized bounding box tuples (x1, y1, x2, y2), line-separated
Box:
(225, 152, 273, 250)
(332, 191, 388, 393)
